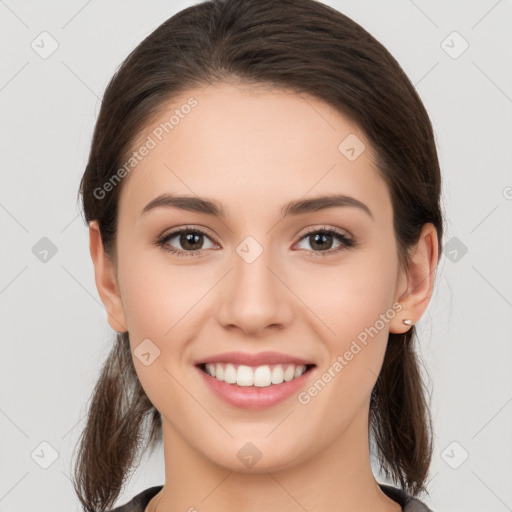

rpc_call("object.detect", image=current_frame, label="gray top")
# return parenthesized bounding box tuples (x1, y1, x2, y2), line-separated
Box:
(109, 483, 433, 511)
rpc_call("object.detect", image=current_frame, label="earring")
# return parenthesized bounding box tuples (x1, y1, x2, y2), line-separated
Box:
(402, 319, 413, 326)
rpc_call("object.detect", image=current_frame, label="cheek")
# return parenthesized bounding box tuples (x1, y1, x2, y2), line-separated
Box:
(117, 248, 212, 342)
(292, 249, 398, 340)
(116, 252, 211, 412)
(294, 248, 398, 395)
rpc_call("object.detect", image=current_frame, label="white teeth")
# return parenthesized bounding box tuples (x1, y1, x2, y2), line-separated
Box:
(271, 365, 284, 384)
(203, 363, 309, 387)
(254, 365, 272, 387)
(284, 365, 296, 382)
(237, 365, 254, 386)
(205, 363, 216, 377)
(224, 363, 237, 384)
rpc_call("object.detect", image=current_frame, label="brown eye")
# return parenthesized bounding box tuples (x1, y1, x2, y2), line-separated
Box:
(295, 227, 355, 257)
(307, 232, 335, 251)
(177, 232, 205, 251)
(156, 227, 217, 256)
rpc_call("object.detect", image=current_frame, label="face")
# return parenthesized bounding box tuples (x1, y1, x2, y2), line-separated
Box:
(98, 81, 412, 473)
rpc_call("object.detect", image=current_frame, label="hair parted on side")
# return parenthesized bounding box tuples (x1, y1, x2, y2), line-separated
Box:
(74, 0, 444, 510)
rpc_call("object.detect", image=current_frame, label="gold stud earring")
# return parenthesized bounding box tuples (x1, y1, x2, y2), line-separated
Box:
(402, 319, 413, 326)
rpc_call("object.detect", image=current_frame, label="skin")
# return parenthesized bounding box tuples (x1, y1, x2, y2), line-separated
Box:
(89, 81, 438, 512)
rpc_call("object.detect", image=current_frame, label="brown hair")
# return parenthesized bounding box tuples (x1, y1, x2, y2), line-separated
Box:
(74, 0, 444, 510)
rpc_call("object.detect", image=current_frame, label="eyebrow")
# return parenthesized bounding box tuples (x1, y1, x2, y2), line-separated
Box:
(139, 193, 373, 220)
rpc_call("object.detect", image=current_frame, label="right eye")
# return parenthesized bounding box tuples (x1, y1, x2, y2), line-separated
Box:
(156, 226, 218, 257)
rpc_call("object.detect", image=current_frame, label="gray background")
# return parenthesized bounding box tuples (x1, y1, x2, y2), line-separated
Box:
(1, 1, 511, 511)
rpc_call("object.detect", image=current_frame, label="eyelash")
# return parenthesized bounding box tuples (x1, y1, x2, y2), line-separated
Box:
(155, 225, 356, 258)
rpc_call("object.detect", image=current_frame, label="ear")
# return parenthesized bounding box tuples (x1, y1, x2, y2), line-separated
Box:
(390, 223, 439, 334)
(89, 220, 127, 333)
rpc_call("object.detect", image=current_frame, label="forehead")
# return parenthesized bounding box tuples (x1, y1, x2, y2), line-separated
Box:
(117, 81, 390, 223)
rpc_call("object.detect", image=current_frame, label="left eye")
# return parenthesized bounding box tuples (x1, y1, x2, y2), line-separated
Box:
(295, 228, 354, 255)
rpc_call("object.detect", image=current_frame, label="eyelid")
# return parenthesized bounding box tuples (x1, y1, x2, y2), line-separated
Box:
(158, 224, 218, 246)
(158, 224, 218, 242)
(297, 224, 352, 239)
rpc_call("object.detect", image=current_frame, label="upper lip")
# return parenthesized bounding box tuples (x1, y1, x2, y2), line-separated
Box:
(194, 351, 315, 367)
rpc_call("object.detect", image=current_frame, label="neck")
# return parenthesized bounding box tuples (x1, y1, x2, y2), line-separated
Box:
(149, 407, 401, 512)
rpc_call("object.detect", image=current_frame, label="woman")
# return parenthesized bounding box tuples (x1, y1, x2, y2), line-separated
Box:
(73, 0, 443, 511)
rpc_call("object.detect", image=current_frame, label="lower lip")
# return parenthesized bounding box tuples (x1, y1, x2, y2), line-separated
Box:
(196, 365, 316, 410)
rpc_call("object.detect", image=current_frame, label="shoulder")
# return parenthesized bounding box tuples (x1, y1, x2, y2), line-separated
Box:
(106, 483, 432, 512)
(108, 485, 163, 512)
(378, 483, 433, 512)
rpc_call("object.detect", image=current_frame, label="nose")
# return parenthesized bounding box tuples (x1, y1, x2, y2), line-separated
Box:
(215, 242, 294, 336)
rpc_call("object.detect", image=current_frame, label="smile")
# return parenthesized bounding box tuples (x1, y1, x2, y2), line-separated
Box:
(198, 362, 315, 387)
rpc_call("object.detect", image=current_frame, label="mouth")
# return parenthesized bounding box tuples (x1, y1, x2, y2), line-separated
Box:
(196, 362, 317, 388)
